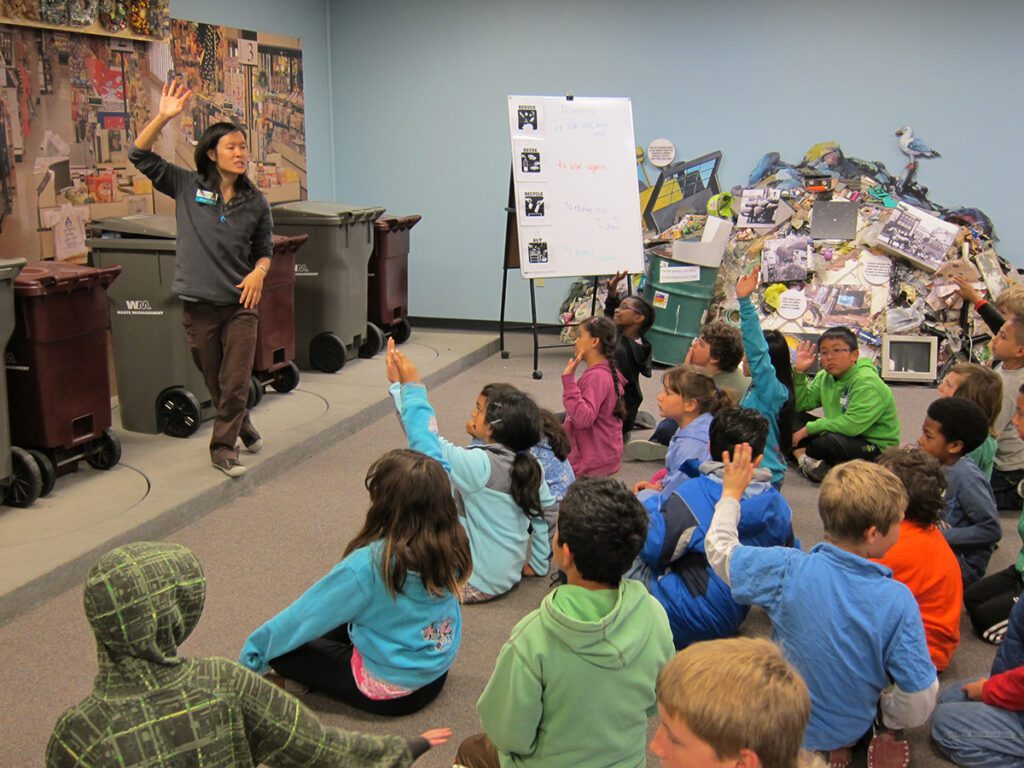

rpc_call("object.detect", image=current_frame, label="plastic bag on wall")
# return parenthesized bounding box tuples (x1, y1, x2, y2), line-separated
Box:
(3, 0, 42, 20)
(98, 0, 128, 32)
(40, 0, 69, 25)
(68, 0, 98, 26)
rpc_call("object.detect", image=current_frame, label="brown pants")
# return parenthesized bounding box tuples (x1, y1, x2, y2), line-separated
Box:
(182, 302, 258, 462)
(453, 733, 500, 768)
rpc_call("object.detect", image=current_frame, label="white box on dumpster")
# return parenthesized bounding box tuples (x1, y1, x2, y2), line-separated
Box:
(671, 216, 733, 268)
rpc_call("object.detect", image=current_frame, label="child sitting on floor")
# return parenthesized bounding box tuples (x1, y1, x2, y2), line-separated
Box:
(562, 315, 628, 477)
(49, 543, 453, 768)
(453, 477, 674, 768)
(735, 270, 796, 489)
(938, 362, 1002, 478)
(967, 380, 1024, 645)
(239, 446, 472, 714)
(988, 318, 1024, 509)
(604, 270, 655, 436)
(387, 342, 555, 602)
(791, 326, 900, 482)
(650, 637, 823, 768)
(629, 407, 795, 648)
(931, 597, 1024, 767)
(874, 447, 962, 672)
(632, 365, 731, 499)
(707, 452, 937, 766)
(918, 397, 1001, 587)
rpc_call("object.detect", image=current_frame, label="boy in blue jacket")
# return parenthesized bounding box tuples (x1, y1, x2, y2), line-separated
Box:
(626, 406, 796, 648)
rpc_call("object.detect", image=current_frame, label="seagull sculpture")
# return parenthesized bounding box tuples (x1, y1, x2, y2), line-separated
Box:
(895, 126, 941, 164)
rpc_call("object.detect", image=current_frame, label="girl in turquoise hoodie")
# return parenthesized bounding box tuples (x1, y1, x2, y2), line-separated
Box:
(736, 271, 795, 488)
(239, 438, 472, 715)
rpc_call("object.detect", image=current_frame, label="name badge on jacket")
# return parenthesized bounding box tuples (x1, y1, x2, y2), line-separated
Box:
(195, 189, 218, 206)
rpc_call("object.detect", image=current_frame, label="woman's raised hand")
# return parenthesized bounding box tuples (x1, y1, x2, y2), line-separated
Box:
(158, 79, 192, 120)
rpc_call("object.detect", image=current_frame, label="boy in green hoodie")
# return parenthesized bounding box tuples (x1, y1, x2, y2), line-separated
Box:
(791, 326, 900, 483)
(454, 477, 674, 768)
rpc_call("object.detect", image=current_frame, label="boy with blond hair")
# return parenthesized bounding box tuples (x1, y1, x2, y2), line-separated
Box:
(706, 453, 937, 765)
(650, 637, 822, 768)
(988, 318, 1024, 508)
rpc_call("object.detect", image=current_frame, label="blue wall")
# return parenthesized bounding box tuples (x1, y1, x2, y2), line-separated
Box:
(169, 0, 334, 200)
(327, 0, 1024, 322)
(171, 1, 1024, 323)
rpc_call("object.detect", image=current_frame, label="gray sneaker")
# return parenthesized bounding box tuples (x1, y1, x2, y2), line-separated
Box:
(239, 430, 263, 454)
(624, 439, 668, 462)
(799, 455, 828, 483)
(212, 458, 247, 478)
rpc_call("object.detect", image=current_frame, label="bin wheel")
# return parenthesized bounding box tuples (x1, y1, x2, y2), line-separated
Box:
(391, 319, 412, 344)
(158, 388, 202, 438)
(27, 449, 56, 496)
(4, 447, 42, 508)
(310, 333, 347, 372)
(86, 429, 122, 470)
(248, 376, 264, 409)
(359, 323, 386, 358)
(271, 361, 300, 393)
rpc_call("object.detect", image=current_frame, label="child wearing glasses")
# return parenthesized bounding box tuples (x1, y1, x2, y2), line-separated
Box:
(791, 327, 900, 482)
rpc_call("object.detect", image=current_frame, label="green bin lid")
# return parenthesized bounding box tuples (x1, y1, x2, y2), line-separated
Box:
(0, 257, 27, 281)
(92, 215, 177, 239)
(272, 201, 385, 226)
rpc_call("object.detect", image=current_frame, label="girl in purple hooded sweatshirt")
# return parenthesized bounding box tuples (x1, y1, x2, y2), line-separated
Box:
(561, 316, 627, 477)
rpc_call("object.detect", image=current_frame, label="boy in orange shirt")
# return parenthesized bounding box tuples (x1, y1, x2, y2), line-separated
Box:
(875, 447, 962, 672)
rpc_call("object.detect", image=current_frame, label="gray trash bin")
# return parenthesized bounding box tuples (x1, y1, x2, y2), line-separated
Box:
(86, 215, 214, 437)
(0, 257, 40, 507)
(271, 201, 384, 372)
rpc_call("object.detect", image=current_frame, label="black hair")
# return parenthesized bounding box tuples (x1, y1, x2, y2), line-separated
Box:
(480, 383, 544, 518)
(538, 407, 571, 462)
(877, 447, 947, 527)
(194, 121, 250, 188)
(926, 397, 989, 455)
(580, 316, 628, 421)
(620, 295, 656, 335)
(764, 330, 796, 457)
(817, 326, 858, 352)
(557, 477, 647, 585)
(701, 321, 744, 372)
(709, 407, 769, 460)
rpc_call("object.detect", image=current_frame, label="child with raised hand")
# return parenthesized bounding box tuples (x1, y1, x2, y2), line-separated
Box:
(966, 381, 1024, 644)
(50, 543, 454, 768)
(987, 318, 1024, 509)
(918, 397, 1001, 587)
(239, 446, 471, 715)
(938, 362, 1002, 478)
(562, 315, 628, 476)
(875, 447, 962, 672)
(387, 340, 555, 602)
(604, 270, 655, 436)
(633, 366, 731, 499)
(706, 450, 937, 765)
(735, 269, 796, 488)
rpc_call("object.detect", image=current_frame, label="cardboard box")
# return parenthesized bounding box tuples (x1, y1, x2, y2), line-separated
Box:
(670, 216, 733, 268)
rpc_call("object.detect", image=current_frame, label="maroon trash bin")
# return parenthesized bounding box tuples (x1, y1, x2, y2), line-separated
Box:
(250, 233, 307, 403)
(7, 262, 122, 496)
(368, 214, 421, 345)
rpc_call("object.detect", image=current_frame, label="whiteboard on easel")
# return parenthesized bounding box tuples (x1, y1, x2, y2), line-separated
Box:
(507, 95, 644, 278)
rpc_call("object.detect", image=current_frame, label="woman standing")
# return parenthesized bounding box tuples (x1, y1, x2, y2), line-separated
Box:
(130, 81, 272, 477)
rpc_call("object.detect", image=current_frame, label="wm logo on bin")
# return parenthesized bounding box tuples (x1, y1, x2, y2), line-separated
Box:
(125, 299, 153, 311)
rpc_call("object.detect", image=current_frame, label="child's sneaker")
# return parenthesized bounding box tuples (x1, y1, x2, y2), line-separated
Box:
(798, 455, 828, 483)
(212, 458, 247, 478)
(239, 428, 263, 454)
(624, 439, 668, 462)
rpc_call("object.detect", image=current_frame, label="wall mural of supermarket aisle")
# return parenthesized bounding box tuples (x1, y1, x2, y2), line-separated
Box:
(0, 20, 307, 263)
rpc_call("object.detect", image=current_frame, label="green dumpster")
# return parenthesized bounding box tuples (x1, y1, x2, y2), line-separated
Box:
(644, 252, 717, 367)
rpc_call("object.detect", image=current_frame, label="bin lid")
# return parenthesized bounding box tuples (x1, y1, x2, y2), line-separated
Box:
(15, 262, 121, 296)
(0, 257, 27, 281)
(272, 201, 385, 226)
(92, 215, 177, 239)
(374, 214, 422, 233)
